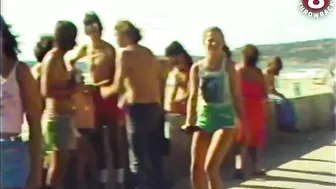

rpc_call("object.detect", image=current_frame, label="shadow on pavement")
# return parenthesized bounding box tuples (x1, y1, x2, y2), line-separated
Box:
(298, 158, 336, 163)
(275, 167, 336, 177)
(238, 184, 296, 189)
(225, 128, 336, 188)
(254, 175, 336, 187)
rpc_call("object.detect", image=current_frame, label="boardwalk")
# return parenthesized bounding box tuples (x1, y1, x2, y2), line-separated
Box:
(173, 128, 336, 189)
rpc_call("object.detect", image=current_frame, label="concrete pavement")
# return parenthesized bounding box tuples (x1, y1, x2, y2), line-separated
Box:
(173, 128, 336, 189)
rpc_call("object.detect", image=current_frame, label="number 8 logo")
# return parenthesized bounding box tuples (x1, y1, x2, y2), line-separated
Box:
(303, 0, 329, 11)
(308, 0, 325, 8)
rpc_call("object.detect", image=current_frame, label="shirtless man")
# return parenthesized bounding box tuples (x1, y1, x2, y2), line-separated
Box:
(70, 12, 126, 189)
(100, 20, 167, 189)
(264, 56, 285, 98)
(40, 20, 79, 189)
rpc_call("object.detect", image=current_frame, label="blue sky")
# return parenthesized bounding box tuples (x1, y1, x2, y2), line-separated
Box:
(2, 0, 335, 60)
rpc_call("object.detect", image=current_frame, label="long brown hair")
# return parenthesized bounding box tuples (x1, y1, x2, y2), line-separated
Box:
(0, 15, 20, 60)
(165, 41, 193, 69)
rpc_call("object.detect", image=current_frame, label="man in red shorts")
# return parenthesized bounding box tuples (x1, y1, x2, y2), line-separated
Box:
(70, 12, 126, 189)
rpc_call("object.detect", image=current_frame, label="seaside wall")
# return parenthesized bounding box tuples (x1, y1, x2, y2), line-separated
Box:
(163, 76, 334, 186)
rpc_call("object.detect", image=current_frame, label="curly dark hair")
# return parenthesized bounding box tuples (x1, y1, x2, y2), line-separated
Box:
(114, 20, 142, 44)
(34, 35, 54, 62)
(165, 41, 193, 69)
(0, 15, 20, 60)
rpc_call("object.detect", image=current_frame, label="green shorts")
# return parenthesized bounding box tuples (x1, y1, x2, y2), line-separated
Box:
(196, 104, 236, 134)
(42, 114, 77, 152)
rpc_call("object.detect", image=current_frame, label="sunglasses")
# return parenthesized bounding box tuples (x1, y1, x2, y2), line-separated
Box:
(85, 23, 99, 32)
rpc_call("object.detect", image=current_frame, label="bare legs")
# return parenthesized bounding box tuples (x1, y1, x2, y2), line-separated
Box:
(250, 147, 265, 174)
(206, 129, 236, 189)
(190, 128, 236, 189)
(76, 137, 88, 189)
(91, 122, 126, 189)
(110, 123, 127, 189)
(234, 144, 248, 178)
(235, 145, 265, 178)
(46, 151, 70, 189)
(190, 131, 211, 189)
(76, 135, 98, 189)
(241, 146, 248, 173)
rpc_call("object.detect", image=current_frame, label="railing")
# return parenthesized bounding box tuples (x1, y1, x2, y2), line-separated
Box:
(276, 72, 333, 98)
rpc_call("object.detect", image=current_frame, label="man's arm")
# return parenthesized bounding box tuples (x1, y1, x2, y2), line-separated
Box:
(69, 45, 87, 67)
(31, 63, 42, 80)
(100, 50, 127, 98)
(154, 57, 167, 106)
(17, 63, 43, 188)
(92, 79, 110, 86)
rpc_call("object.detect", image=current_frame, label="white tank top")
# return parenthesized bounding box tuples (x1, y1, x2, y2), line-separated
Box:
(0, 63, 24, 133)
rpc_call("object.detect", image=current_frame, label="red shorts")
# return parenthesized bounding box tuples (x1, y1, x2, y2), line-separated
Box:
(93, 90, 123, 127)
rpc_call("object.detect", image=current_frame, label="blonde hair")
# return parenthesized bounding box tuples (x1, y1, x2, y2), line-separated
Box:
(202, 26, 231, 57)
(114, 20, 142, 43)
(202, 26, 224, 44)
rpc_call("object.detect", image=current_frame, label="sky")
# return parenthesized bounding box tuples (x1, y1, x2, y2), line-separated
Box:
(1, 0, 336, 60)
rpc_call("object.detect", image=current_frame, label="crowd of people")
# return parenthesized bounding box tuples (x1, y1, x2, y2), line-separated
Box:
(3, 11, 327, 189)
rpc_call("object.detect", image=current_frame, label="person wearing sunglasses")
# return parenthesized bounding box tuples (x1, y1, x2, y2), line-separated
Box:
(70, 12, 127, 189)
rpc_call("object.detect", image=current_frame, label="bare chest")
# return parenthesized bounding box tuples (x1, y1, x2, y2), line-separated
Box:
(85, 49, 112, 71)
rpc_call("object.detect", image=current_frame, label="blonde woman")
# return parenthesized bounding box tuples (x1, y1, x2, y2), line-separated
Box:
(182, 27, 243, 189)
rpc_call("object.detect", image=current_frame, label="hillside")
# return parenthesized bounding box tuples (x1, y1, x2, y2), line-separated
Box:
(26, 38, 335, 67)
(232, 38, 336, 64)
(186, 38, 336, 64)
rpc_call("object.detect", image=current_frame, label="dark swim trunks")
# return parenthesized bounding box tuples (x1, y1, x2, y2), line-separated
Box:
(91, 89, 126, 171)
(92, 89, 121, 126)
